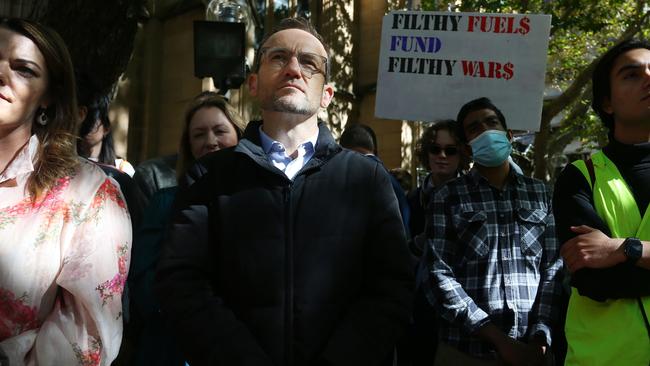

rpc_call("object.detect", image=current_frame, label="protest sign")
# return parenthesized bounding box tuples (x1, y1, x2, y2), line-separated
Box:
(375, 11, 551, 131)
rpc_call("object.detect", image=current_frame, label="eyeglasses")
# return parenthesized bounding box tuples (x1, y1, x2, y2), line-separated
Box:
(429, 145, 458, 156)
(259, 47, 328, 79)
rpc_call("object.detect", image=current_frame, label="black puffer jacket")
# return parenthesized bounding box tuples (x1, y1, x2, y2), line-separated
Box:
(155, 121, 414, 366)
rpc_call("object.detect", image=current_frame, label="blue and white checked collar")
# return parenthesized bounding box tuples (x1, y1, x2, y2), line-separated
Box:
(259, 126, 318, 180)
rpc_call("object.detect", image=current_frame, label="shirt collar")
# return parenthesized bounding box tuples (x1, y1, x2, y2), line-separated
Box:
(258, 125, 318, 156)
(468, 161, 524, 188)
(0, 134, 39, 184)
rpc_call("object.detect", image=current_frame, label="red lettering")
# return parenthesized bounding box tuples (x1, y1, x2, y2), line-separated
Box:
(462, 60, 478, 76)
(477, 62, 487, 77)
(467, 15, 478, 32)
(466, 15, 529, 35)
(518, 17, 530, 35)
(489, 62, 502, 78)
(503, 62, 514, 80)
(494, 17, 504, 33)
(480, 16, 491, 32)
(462, 60, 514, 80)
(506, 17, 515, 33)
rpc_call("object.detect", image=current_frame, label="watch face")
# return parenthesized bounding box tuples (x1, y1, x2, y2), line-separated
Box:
(625, 238, 643, 263)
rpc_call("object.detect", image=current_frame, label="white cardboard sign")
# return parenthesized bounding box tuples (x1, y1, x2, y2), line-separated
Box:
(375, 11, 551, 131)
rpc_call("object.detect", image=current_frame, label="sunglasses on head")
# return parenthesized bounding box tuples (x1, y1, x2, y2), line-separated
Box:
(429, 145, 459, 156)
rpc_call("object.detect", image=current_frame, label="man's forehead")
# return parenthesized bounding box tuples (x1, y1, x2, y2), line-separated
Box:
(612, 48, 650, 71)
(263, 28, 326, 55)
(464, 108, 497, 123)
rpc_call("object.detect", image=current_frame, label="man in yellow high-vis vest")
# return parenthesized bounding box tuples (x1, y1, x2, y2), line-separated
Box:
(553, 39, 650, 365)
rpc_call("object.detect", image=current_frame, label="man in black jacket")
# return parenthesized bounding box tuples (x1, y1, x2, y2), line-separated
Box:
(155, 17, 413, 366)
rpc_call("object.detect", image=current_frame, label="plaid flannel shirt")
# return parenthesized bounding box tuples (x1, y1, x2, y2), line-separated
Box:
(423, 168, 562, 359)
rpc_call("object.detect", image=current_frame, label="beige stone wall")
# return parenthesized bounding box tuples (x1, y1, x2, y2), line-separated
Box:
(115, 7, 206, 164)
(355, 0, 407, 171)
(358, 94, 403, 169)
(157, 10, 204, 155)
(357, 0, 384, 88)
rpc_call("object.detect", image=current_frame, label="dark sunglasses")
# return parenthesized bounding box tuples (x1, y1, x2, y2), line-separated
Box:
(429, 145, 459, 156)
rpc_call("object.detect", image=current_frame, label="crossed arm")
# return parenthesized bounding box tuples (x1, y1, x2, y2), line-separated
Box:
(553, 164, 650, 300)
(561, 225, 650, 272)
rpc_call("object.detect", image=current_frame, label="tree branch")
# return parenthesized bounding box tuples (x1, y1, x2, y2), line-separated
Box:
(544, 9, 650, 120)
(533, 9, 650, 179)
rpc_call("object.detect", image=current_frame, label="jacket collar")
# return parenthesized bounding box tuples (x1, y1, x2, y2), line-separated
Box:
(235, 120, 341, 174)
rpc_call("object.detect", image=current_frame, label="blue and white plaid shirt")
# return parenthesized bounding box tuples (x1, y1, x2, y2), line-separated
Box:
(423, 167, 562, 359)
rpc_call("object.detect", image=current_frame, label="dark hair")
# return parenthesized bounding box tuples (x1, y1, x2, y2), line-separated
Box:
(592, 39, 650, 133)
(340, 123, 377, 155)
(77, 77, 117, 165)
(177, 91, 246, 178)
(455, 97, 507, 142)
(0, 18, 79, 200)
(416, 119, 461, 169)
(253, 17, 330, 81)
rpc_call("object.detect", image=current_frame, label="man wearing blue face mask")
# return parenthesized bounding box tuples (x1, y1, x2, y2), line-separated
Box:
(422, 97, 563, 366)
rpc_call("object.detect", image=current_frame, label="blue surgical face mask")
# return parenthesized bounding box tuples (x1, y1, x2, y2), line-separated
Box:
(468, 130, 512, 167)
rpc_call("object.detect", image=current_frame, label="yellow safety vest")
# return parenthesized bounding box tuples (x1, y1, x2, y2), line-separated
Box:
(565, 151, 650, 365)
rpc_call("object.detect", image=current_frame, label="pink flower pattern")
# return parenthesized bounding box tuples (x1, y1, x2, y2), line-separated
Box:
(0, 176, 71, 232)
(70, 178, 128, 225)
(71, 337, 102, 366)
(0, 177, 127, 248)
(91, 179, 127, 211)
(0, 288, 39, 341)
(96, 244, 129, 306)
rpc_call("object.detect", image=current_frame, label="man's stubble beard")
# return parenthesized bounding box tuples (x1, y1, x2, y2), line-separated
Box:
(262, 93, 318, 116)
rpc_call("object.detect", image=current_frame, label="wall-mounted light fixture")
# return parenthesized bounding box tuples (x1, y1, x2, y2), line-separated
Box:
(194, 0, 252, 93)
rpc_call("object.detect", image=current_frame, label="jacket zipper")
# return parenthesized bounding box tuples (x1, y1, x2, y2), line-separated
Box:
(283, 184, 294, 366)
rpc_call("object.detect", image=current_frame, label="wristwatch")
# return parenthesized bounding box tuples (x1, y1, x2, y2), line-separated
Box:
(623, 237, 643, 264)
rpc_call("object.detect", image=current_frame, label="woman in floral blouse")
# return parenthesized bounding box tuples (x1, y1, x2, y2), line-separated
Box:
(0, 18, 131, 365)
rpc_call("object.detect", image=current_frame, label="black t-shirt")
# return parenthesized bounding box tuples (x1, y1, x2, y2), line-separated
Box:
(553, 139, 650, 301)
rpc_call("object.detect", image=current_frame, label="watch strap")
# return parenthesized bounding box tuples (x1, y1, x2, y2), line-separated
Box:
(623, 237, 643, 264)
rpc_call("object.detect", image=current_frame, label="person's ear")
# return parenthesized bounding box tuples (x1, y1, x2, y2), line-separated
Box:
(78, 106, 88, 123)
(602, 97, 613, 114)
(507, 129, 513, 141)
(248, 73, 258, 97)
(39, 93, 51, 111)
(320, 83, 334, 108)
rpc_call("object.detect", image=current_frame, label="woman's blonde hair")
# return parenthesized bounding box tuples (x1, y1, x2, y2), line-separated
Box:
(177, 92, 246, 179)
(1, 18, 79, 200)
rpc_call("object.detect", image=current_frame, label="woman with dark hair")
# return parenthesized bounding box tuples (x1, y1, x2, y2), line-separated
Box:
(129, 91, 245, 365)
(0, 18, 131, 364)
(77, 92, 135, 176)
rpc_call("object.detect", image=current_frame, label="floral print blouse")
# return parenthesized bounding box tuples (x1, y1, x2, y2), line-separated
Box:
(0, 136, 132, 365)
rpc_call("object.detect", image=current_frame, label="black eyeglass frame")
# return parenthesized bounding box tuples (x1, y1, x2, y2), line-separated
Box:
(428, 145, 459, 156)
